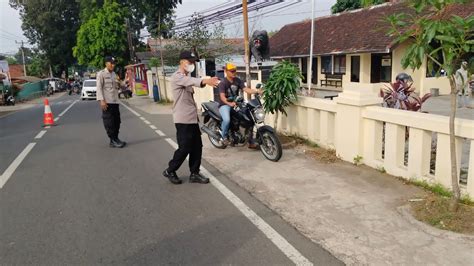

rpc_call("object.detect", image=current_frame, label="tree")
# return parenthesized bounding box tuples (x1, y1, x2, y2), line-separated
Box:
(73, 0, 129, 68)
(6, 57, 17, 65)
(387, 0, 474, 210)
(262, 61, 303, 129)
(331, 0, 385, 13)
(27, 49, 50, 77)
(10, 0, 81, 76)
(163, 14, 233, 65)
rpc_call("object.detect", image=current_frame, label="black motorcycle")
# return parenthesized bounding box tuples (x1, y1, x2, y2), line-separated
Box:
(200, 84, 283, 162)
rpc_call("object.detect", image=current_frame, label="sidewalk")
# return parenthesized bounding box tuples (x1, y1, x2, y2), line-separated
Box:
(0, 92, 67, 116)
(127, 97, 474, 265)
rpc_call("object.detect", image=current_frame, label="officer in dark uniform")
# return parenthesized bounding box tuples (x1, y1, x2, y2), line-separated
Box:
(162, 50, 219, 185)
(97, 56, 126, 148)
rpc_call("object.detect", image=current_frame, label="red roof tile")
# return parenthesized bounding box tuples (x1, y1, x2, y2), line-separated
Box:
(270, 2, 474, 57)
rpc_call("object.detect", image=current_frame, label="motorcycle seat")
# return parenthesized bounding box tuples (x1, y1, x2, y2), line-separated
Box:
(202, 101, 222, 120)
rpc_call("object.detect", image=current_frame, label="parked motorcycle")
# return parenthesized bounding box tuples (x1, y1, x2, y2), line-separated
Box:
(200, 84, 283, 162)
(4, 90, 15, 106)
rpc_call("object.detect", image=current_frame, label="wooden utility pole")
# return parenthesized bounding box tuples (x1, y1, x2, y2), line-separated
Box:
(242, 0, 252, 92)
(15, 40, 27, 76)
(125, 19, 134, 62)
(158, 11, 168, 102)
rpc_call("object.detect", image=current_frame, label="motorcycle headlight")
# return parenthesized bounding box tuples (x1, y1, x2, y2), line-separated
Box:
(254, 108, 266, 123)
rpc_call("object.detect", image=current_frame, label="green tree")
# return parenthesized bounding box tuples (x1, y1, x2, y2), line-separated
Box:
(27, 49, 50, 77)
(10, 0, 81, 76)
(331, 0, 386, 13)
(262, 60, 303, 129)
(6, 57, 17, 65)
(163, 14, 232, 65)
(73, 0, 129, 68)
(387, 0, 474, 210)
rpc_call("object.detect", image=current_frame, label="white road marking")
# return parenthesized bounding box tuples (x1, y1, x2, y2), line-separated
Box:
(34, 130, 47, 139)
(155, 130, 165, 137)
(144, 120, 151, 125)
(45, 126, 51, 129)
(0, 143, 36, 189)
(163, 137, 312, 265)
(57, 100, 78, 117)
(124, 104, 312, 265)
(54, 117, 59, 122)
(120, 102, 141, 117)
(164, 138, 178, 149)
(140, 117, 146, 121)
(150, 125, 157, 130)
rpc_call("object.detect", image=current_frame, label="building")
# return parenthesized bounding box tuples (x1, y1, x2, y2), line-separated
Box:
(269, 2, 474, 95)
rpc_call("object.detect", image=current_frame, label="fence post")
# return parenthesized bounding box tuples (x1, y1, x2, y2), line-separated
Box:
(335, 87, 382, 163)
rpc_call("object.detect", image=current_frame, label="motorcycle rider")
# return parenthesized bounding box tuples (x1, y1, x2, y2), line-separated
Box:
(218, 63, 262, 148)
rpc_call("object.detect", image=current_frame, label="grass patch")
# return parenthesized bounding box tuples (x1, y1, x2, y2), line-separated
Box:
(407, 179, 474, 206)
(411, 194, 474, 235)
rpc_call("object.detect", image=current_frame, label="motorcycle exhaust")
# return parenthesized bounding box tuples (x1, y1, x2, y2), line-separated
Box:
(201, 125, 221, 141)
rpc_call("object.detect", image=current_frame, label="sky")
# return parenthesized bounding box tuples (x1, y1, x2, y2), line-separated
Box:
(0, 0, 336, 54)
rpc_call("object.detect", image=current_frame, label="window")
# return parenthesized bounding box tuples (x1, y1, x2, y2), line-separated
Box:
(334, 55, 346, 74)
(321, 56, 332, 74)
(351, 56, 360, 82)
(84, 80, 96, 87)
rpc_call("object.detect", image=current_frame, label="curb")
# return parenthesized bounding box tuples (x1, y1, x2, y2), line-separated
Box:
(397, 205, 474, 242)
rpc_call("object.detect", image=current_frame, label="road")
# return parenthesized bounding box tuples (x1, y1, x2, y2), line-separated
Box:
(0, 94, 342, 265)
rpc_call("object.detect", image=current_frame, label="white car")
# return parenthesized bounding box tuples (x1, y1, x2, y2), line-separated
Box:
(81, 79, 97, 100)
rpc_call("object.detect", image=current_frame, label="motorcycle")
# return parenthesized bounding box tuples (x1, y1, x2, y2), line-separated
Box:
(200, 84, 283, 162)
(4, 90, 15, 106)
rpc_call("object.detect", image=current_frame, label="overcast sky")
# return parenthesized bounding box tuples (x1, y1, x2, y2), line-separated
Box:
(0, 0, 336, 54)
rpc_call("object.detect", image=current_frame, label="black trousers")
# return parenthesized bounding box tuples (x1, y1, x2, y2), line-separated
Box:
(168, 123, 202, 174)
(102, 103, 121, 140)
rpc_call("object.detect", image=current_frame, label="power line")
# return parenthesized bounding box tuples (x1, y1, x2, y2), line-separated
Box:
(0, 29, 24, 40)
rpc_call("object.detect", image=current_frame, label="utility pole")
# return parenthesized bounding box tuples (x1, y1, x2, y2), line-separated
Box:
(308, 0, 315, 94)
(125, 19, 134, 63)
(157, 11, 168, 101)
(242, 0, 252, 93)
(15, 40, 27, 76)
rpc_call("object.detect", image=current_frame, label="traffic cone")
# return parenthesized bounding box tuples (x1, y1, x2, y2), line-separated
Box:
(43, 99, 55, 126)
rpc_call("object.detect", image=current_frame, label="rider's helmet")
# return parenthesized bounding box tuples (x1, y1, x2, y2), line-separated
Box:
(395, 73, 413, 83)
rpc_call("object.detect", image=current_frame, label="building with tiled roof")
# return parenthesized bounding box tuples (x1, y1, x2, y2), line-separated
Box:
(270, 1, 474, 95)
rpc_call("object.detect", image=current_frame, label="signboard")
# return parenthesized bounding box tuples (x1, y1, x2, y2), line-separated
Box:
(381, 59, 392, 66)
(0, 60, 11, 85)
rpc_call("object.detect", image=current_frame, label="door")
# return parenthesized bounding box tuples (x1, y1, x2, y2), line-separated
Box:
(301, 57, 308, 84)
(311, 57, 318, 84)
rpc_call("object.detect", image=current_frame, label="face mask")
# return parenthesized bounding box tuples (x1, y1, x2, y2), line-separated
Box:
(185, 63, 195, 73)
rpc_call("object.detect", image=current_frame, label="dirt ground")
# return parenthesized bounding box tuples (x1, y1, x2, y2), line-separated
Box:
(411, 194, 474, 235)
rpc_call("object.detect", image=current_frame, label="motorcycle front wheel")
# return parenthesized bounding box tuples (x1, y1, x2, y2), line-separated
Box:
(259, 131, 283, 162)
(207, 120, 226, 149)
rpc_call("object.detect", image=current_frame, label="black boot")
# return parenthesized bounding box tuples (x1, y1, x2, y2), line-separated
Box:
(110, 139, 125, 148)
(163, 170, 182, 185)
(189, 172, 210, 184)
(116, 138, 127, 146)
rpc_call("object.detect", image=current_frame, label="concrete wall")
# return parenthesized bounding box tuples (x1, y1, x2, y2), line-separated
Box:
(158, 71, 473, 198)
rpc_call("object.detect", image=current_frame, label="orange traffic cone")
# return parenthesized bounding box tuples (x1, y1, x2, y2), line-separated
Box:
(43, 99, 55, 126)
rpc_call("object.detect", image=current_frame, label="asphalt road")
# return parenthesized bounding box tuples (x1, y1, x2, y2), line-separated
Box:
(0, 94, 342, 265)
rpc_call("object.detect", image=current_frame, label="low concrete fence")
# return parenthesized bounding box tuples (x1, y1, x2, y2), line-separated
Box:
(158, 75, 474, 198)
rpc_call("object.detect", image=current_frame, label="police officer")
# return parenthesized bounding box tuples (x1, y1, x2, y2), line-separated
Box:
(97, 56, 126, 148)
(163, 50, 219, 185)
